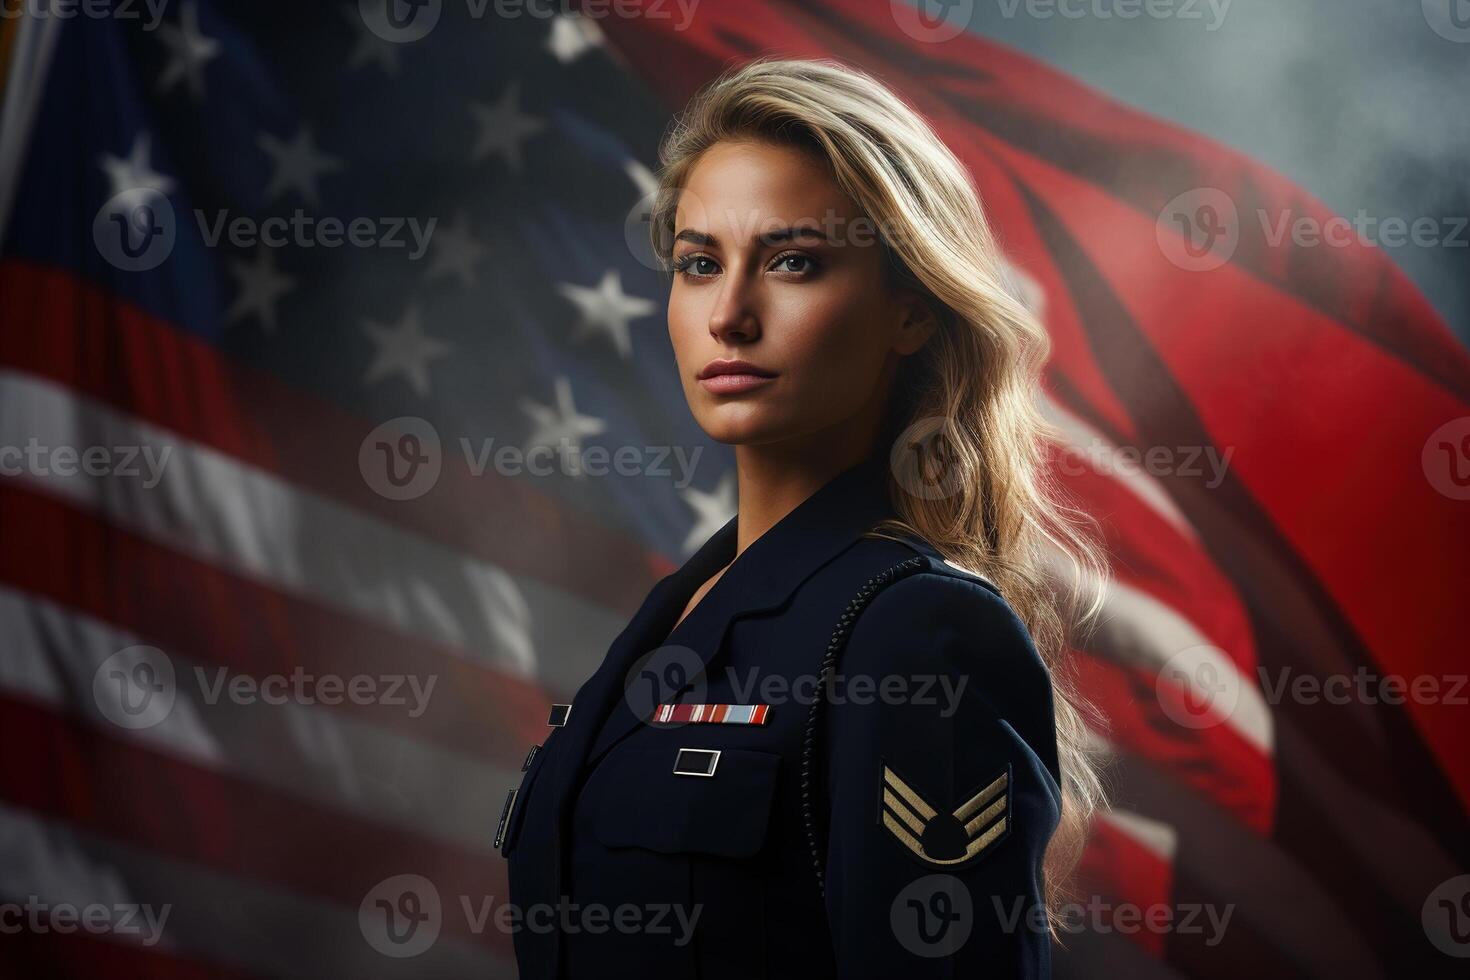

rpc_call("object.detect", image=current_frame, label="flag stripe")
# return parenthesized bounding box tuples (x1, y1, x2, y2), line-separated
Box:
(0, 583, 518, 855)
(0, 258, 673, 613)
(0, 693, 514, 955)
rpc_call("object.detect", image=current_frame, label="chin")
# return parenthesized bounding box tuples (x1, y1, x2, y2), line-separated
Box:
(693, 409, 788, 447)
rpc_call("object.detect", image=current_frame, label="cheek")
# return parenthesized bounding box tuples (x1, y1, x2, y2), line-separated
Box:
(784, 297, 891, 394)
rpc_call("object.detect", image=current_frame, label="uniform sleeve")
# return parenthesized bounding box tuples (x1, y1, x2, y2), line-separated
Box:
(822, 571, 1063, 979)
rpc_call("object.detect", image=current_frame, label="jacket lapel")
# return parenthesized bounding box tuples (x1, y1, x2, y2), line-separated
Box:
(577, 452, 898, 769)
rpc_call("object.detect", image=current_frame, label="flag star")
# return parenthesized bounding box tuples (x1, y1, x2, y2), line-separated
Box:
(155, 1, 220, 101)
(680, 471, 738, 554)
(257, 124, 344, 207)
(425, 211, 487, 288)
(341, 3, 401, 75)
(519, 376, 606, 478)
(546, 14, 603, 64)
(224, 249, 297, 333)
(362, 304, 452, 397)
(557, 270, 658, 359)
(98, 133, 176, 198)
(468, 80, 546, 172)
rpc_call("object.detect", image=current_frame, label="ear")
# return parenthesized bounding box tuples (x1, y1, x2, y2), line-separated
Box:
(892, 291, 938, 356)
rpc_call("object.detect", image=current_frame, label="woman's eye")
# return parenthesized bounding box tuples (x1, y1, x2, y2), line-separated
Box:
(772, 253, 817, 275)
(674, 255, 718, 278)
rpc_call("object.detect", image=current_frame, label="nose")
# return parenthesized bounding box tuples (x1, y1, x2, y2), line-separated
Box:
(707, 272, 761, 345)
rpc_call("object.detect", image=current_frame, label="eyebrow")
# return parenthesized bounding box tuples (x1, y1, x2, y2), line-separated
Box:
(672, 225, 832, 248)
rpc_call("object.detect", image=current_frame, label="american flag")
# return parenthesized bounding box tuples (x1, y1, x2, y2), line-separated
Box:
(0, 1, 1466, 977)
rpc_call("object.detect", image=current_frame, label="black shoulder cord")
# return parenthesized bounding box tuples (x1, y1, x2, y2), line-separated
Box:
(799, 556, 928, 898)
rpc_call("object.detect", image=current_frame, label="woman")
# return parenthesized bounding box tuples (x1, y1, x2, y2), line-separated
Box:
(500, 56, 1105, 978)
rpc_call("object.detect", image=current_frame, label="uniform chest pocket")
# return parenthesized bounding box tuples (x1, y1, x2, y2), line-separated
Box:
(588, 745, 782, 858)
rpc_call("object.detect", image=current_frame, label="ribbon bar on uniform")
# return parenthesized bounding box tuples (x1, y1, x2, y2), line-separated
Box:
(652, 703, 771, 725)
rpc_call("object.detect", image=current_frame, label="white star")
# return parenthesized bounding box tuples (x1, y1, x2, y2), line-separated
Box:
(425, 211, 487, 288)
(341, 4, 400, 75)
(519, 376, 606, 478)
(557, 269, 658, 359)
(155, 1, 220, 101)
(98, 133, 176, 198)
(546, 14, 603, 64)
(362, 305, 452, 397)
(257, 124, 344, 207)
(680, 471, 738, 554)
(468, 81, 546, 172)
(224, 249, 296, 333)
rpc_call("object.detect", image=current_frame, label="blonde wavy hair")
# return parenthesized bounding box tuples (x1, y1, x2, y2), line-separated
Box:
(647, 56, 1110, 931)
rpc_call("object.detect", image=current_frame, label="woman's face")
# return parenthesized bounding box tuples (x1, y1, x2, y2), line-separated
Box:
(667, 139, 933, 452)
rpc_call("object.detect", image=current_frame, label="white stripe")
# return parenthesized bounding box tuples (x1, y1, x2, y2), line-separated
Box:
(1093, 576, 1274, 754)
(1041, 394, 1197, 540)
(0, 370, 630, 693)
(1098, 807, 1179, 863)
(0, 11, 63, 244)
(0, 583, 520, 856)
(0, 801, 511, 978)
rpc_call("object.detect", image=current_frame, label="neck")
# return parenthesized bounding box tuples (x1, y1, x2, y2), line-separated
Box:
(730, 437, 883, 558)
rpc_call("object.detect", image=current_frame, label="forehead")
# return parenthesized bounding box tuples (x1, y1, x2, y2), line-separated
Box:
(674, 139, 861, 234)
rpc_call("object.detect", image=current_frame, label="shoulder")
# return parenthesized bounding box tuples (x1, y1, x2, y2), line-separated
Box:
(825, 531, 1059, 775)
(835, 532, 1046, 695)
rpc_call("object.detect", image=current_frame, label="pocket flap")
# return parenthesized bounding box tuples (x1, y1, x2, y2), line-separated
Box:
(588, 745, 781, 859)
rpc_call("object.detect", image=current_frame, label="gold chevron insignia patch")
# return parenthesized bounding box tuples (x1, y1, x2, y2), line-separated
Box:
(879, 762, 1011, 867)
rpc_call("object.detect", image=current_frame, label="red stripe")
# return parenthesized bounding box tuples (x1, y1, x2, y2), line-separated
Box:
(0, 258, 673, 613)
(1048, 443, 1260, 675)
(0, 692, 513, 955)
(1075, 653, 1275, 833)
(1075, 816, 1176, 958)
(995, 145, 1470, 809)
(0, 482, 545, 761)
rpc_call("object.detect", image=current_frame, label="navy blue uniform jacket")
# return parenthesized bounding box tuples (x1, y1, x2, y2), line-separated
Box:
(500, 454, 1062, 978)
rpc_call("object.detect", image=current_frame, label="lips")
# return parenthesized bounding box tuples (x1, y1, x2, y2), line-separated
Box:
(698, 359, 777, 380)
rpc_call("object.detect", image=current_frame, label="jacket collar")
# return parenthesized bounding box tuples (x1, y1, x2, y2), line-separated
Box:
(665, 449, 899, 625)
(575, 450, 900, 768)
